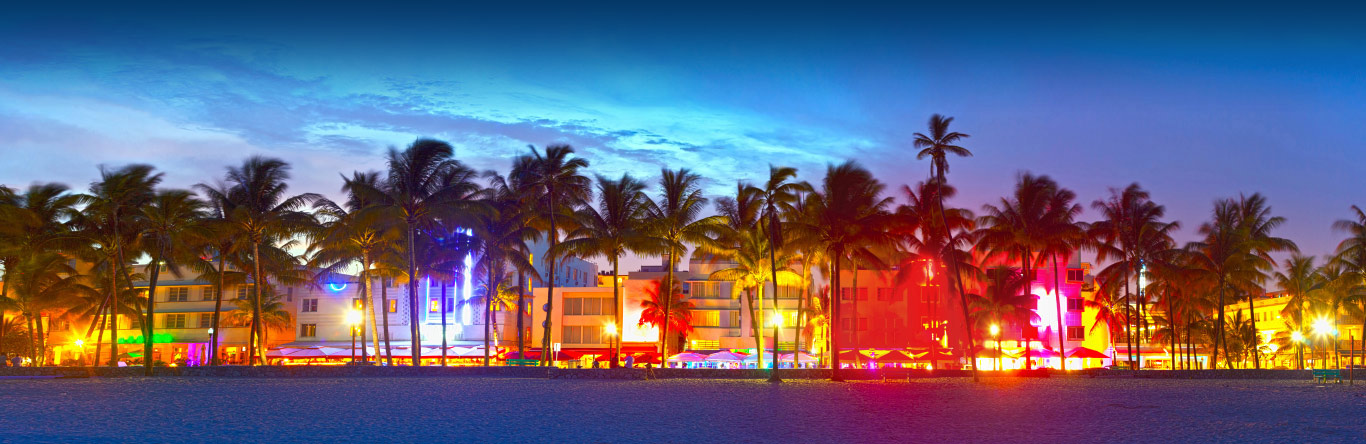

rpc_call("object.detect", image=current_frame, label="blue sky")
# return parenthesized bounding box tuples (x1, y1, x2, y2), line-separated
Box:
(3, 2, 1366, 267)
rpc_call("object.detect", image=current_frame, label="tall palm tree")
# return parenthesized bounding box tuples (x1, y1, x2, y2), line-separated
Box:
(82, 164, 161, 366)
(787, 161, 891, 381)
(356, 140, 476, 366)
(137, 189, 207, 375)
(913, 114, 977, 381)
(1090, 184, 1177, 368)
(555, 174, 667, 368)
(645, 168, 723, 358)
(0, 183, 81, 358)
(483, 170, 542, 359)
(708, 227, 802, 369)
(752, 165, 809, 381)
(308, 172, 399, 365)
(472, 173, 539, 366)
(192, 181, 243, 366)
(1232, 193, 1297, 368)
(977, 173, 1058, 369)
(1332, 205, 1366, 363)
(512, 145, 591, 366)
(227, 291, 294, 358)
(1037, 182, 1084, 370)
(892, 181, 978, 367)
(1274, 255, 1321, 369)
(203, 157, 318, 365)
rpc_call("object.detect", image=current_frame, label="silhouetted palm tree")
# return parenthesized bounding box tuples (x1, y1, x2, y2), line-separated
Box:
(81, 164, 161, 366)
(638, 277, 694, 355)
(137, 189, 207, 375)
(752, 165, 809, 381)
(913, 114, 977, 380)
(645, 168, 723, 358)
(556, 174, 667, 367)
(512, 145, 591, 366)
(1090, 184, 1177, 368)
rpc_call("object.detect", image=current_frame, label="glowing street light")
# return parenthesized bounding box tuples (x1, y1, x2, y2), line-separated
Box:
(990, 324, 1002, 371)
(1312, 317, 1334, 337)
(347, 309, 362, 363)
(74, 339, 85, 348)
(605, 322, 618, 368)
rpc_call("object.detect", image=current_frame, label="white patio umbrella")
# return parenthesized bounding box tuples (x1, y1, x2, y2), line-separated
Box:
(266, 347, 299, 358)
(704, 351, 748, 363)
(779, 352, 819, 364)
(667, 352, 708, 363)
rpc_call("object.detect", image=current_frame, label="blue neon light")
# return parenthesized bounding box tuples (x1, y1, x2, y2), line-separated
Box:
(328, 283, 348, 292)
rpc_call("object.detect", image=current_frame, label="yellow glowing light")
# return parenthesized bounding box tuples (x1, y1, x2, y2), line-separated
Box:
(1291, 331, 1305, 342)
(345, 309, 362, 326)
(605, 322, 617, 336)
(1312, 317, 1335, 336)
(74, 339, 85, 348)
(989, 324, 1000, 336)
(770, 311, 784, 327)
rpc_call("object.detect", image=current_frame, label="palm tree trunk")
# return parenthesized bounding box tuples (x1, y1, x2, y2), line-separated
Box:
(366, 268, 381, 365)
(611, 259, 622, 368)
(1216, 277, 1229, 369)
(407, 225, 421, 367)
(851, 261, 859, 368)
(517, 270, 525, 357)
(1123, 269, 1134, 369)
(1247, 292, 1260, 369)
(145, 249, 165, 375)
(1023, 250, 1033, 371)
(795, 259, 808, 369)
(440, 279, 449, 367)
(107, 256, 119, 367)
(360, 273, 369, 364)
(251, 242, 265, 366)
(830, 252, 842, 381)
(1052, 254, 1065, 371)
(381, 278, 393, 366)
(746, 287, 762, 370)
(1166, 294, 1177, 370)
(210, 254, 226, 366)
(26, 314, 37, 366)
(662, 252, 673, 358)
(540, 193, 559, 367)
(485, 263, 495, 367)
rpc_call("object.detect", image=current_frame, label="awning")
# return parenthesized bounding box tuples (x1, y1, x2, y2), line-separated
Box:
(1067, 347, 1110, 359)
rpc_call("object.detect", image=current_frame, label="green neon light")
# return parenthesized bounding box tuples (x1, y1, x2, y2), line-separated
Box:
(118, 333, 176, 344)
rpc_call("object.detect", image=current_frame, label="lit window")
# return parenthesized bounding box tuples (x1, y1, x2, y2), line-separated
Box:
(164, 314, 186, 329)
(388, 300, 397, 313)
(301, 299, 318, 313)
(1067, 298, 1084, 311)
(202, 287, 218, 301)
(1067, 326, 1085, 340)
(198, 313, 212, 328)
(1066, 269, 1084, 282)
(167, 287, 189, 302)
(300, 324, 317, 337)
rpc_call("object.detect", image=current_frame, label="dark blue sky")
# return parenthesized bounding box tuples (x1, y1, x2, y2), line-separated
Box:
(3, 2, 1365, 267)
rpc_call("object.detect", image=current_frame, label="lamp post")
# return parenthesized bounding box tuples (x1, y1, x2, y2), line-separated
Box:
(768, 311, 783, 382)
(990, 324, 1001, 371)
(346, 309, 362, 364)
(605, 322, 617, 368)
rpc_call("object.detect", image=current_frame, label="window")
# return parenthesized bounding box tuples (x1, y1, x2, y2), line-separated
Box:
(1067, 298, 1084, 311)
(352, 298, 363, 309)
(388, 300, 397, 313)
(446, 298, 455, 312)
(199, 313, 212, 328)
(1067, 326, 1085, 340)
(920, 292, 929, 303)
(300, 324, 317, 338)
(891, 289, 904, 302)
(563, 325, 604, 344)
(841, 288, 852, 301)
(876, 288, 891, 301)
(726, 311, 741, 327)
(858, 317, 868, 331)
(164, 314, 186, 329)
(202, 287, 218, 301)
(920, 316, 929, 328)
(286, 287, 294, 302)
(841, 318, 851, 331)
(430, 299, 442, 312)
(693, 311, 720, 327)
(236, 286, 252, 300)
(301, 299, 318, 313)
(167, 287, 189, 302)
(564, 297, 610, 315)
(690, 282, 719, 298)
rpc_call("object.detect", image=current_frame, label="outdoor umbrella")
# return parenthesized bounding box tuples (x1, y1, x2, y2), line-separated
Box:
(266, 348, 299, 358)
(874, 350, 917, 364)
(779, 352, 819, 364)
(667, 352, 708, 363)
(1025, 348, 1060, 359)
(974, 348, 1020, 359)
(1066, 347, 1109, 359)
(704, 351, 747, 363)
(633, 353, 662, 365)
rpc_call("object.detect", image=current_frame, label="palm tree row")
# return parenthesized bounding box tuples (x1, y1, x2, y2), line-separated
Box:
(3, 116, 1364, 378)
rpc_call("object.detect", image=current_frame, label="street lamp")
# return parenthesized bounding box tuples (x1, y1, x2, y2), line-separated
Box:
(989, 324, 1001, 371)
(346, 309, 362, 363)
(605, 322, 617, 368)
(768, 311, 783, 382)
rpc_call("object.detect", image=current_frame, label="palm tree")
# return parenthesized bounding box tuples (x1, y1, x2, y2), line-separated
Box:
(483, 170, 542, 359)
(192, 181, 244, 366)
(891, 181, 978, 368)
(227, 291, 294, 359)
(512, 145, 591, 366)
(1090, 184, 1178, 368)
(555, 174, 667, 368)
(81, 164, 161, 366)
(0, 183, 81, 358)
(752, 165, 809, 381)
(5, 253, 96, 365)
(787, 161, 891, 381)
(1331, 205, 1366, 368)
(638, 277, 695, 355)
(203, 157, 318, 365)
(1274, 255, 1321, 369)
(137, 189, 207, 375)
(977, 173, 1058, 369)
(645, 168, 723, 358)
(354, 140, 476, 366)
(1037, 182, 1084, 370)
(1232, 193, 1297, 368)
(913, 114, 977, 381)
(308, 172, 399, 365)
(472, 173, 539, 366)
(708, 227, 802, 370)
